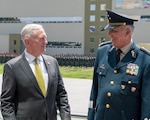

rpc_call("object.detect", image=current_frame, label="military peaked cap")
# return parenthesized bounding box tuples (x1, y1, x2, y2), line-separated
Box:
(102, 9, 138, 31)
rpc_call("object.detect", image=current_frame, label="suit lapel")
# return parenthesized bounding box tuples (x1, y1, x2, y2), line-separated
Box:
(108, 47, 116, 68)
(42, 55, 52, 95)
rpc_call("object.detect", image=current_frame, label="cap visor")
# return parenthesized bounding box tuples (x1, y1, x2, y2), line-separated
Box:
(102, 24, 121, 31)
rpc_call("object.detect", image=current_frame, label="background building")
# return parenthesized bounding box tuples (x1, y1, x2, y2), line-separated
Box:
(0, 0, 150, 56)
(0, 0, 84, 55)
(85, 0, 150, 56)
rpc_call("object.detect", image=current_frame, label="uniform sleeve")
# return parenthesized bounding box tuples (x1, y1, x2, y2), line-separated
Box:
(141, 62, 150, 119)
(55, 60, 71, 120)
(87, 51, 99, 120)
(1, 63, 17, 120)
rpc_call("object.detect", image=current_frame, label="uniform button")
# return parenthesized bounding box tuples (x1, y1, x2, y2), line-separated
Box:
(121, 85, 126, 90)
(110, 81, 114, 86)
(107, 92, 111, 97)
(131, 87, 136, 92)
(114, 70, 117, 74)
(106, 104, 110, 109)
(128, 80, 131, 84)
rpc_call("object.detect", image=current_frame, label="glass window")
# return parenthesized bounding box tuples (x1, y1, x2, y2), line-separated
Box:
(46, 42, 82, 48)
(140, 15, 150, 22)
(99, 26, 104, 31)
(89, 37, 95, 42)
(115, 0, 148, 9)
(0, 17, 83, 23)
(13, 40, 16, 45)
(90, 4, 96, 11)
(100, 16, 105, 21)
(89, 48, 95, 54)
(13, 49, 16, 53)
(90, 15, 95, 22)
(89, 26, 95, 32)
(99, 37, 106, 43)
(100, 4, 106, 10)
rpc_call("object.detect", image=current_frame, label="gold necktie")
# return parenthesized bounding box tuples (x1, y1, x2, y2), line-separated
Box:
(34, 58, 46, 96)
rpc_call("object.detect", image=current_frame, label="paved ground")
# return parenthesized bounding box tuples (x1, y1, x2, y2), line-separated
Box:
(0, 74, 92, 120)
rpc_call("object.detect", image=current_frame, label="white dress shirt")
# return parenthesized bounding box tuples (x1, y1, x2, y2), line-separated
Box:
(24, 50, 48, 91)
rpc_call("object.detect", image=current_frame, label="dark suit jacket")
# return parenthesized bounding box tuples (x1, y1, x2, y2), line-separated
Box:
(1, 53, 71, 120)
(88, 42, 150, 120)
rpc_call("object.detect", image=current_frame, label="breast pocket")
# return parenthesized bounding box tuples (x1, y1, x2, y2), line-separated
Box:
(120, 78, 139, 96)
(96, 67, 108, 88)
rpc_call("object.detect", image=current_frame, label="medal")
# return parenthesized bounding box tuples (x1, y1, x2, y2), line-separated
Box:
(126, 63, 139, 75)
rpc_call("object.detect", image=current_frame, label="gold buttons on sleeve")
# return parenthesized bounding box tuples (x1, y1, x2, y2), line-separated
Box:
(106, 104, 110, 109)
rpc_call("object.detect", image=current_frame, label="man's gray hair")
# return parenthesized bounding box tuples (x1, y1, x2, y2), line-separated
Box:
(20, 24, 44, 41)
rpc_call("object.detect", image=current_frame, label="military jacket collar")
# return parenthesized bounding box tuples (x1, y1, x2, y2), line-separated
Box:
(108, 42, 140, 68)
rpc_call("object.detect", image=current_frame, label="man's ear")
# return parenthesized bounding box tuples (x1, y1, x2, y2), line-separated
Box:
(24, 38, 29, 45)
(125, 27, 131, 36)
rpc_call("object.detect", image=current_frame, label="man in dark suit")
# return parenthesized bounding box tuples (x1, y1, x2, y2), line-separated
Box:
(1, 24, 71, 120)
(88, 10, 150, 120)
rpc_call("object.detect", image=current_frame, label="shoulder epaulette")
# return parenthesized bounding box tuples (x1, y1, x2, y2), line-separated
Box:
(99, 41, 111, 47)
(140, 47, 150, 55)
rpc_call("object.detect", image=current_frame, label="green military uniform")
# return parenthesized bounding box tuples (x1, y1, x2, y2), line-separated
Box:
(88, 42, 150, 120)
(88, 10, 150, 120)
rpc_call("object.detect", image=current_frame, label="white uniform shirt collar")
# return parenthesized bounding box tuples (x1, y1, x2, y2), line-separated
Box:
(114, 39, 133, 60)
(121, 39, 133, 55)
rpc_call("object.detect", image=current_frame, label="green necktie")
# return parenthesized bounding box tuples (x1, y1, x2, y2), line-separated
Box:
(35, 58, 46, 96)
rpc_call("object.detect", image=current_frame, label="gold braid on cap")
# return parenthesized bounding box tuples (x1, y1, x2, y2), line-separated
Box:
(109, 22, 126, 26)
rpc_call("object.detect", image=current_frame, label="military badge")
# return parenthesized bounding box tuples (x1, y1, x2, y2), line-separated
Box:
(131, 50, 136, 58)
(126, 63, 139, 75)
(100, 64, 105, 69)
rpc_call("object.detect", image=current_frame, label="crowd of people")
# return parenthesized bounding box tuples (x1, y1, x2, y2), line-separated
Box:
(0, 53, 95, 67)
(53, 54, 95, 67)
(0, 53, 20, 63)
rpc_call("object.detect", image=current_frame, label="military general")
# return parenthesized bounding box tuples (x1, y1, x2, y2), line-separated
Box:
(88, 10, 150, 120)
